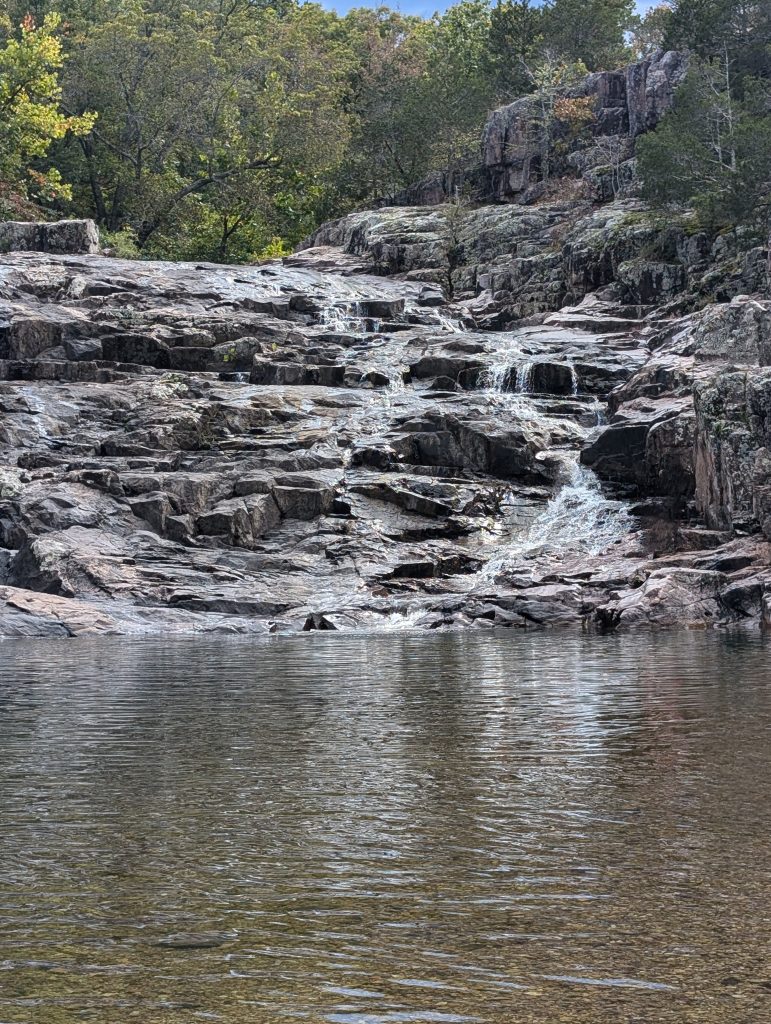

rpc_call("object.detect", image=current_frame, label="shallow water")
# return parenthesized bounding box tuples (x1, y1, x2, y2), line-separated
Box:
(1, 632, 770, 1023)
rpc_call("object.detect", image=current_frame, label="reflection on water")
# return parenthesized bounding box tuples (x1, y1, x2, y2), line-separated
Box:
(0, 632, 769, 1023)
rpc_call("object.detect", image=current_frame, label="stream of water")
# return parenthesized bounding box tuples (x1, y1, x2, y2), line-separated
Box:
(476, 338, 632, 569)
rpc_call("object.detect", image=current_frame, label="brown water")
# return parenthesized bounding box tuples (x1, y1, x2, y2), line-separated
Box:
(0, 632, 769, 1024)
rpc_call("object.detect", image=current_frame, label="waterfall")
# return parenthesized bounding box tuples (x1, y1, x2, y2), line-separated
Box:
(516, 361, 534, 394)
(386, 370, 406, 393)
(483, 453, 631, 578)
(320, 300, 365, 333)
(435, 311, 462, 333)
(479, 361, 513, 393)
(478, 336, 523, 396)
(523, 454, 631, 556)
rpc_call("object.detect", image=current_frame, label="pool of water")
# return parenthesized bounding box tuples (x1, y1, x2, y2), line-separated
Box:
(0, 631, 769, 1023)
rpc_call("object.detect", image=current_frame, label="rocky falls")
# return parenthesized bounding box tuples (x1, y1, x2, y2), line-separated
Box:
(1, 53, 770, 638)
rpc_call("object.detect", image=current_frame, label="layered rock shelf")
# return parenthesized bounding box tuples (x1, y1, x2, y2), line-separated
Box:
(1, 234, 770, 637)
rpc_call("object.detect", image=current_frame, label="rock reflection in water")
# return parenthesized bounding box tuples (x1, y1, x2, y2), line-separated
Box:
(0, 631, 769, 1024)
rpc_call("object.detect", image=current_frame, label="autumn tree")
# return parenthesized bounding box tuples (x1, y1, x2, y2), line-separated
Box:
(0, 13, 94, 214)
(525, 55, 590, 180)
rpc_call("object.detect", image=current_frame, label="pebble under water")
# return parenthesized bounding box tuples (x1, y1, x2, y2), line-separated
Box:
(0, 632, 770, 1023)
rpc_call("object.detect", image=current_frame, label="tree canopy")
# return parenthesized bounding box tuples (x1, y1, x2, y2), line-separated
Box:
(0, 0, 768, 260)
(638, 1, 771, 243)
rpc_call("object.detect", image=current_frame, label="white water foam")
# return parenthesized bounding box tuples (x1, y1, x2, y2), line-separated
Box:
(434, 311, 463, 333)
(484, 453, 631, 576)
(523, 454, 631, 556)
(515, 360, 534, 394)
(320, 300, 365, 333)
(373, 606, 429, 631)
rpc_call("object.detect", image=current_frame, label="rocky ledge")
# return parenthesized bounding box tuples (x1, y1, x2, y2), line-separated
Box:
(1, 231, 770, 637)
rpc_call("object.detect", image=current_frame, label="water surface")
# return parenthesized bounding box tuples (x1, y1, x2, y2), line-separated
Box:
(1, 632, 769, 1023)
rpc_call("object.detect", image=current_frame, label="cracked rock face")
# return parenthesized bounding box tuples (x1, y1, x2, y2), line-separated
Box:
(0, 236, 770, 637)
(384, 50, 688, 209)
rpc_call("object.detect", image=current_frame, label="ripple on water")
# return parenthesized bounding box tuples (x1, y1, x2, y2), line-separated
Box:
(0, 631, 769, 1024)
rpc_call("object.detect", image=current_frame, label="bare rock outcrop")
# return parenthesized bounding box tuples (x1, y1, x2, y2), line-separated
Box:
(395, 51, 688, 207)
(0, 237, 769, 636)
(0, 219, 100, 255)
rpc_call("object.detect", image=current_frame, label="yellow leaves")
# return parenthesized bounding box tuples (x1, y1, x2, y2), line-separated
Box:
(0, 14, 95, 196)
(554, 95, 595, 128)
(27, 167, 72, 202)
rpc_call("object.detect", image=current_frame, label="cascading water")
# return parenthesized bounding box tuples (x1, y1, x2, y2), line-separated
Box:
(320, 302, 632, 614)
(520, 453, 631, 557)
(481, 452, 632, 579)
(320, 300, 365, 333)
(472, 333, 632, 579)
(386, 370, 406, 393)
(435, 311, 463, 333)
(477, 336, 524, 398)
(516, 361, 534, 394)
(479, 361, 514, 393)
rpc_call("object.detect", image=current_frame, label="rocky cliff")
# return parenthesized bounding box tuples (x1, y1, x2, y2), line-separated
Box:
(387, 50, 687, 207)
(1, 56, 770, 638)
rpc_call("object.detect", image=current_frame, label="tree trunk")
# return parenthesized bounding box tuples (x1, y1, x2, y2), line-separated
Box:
(79, 139, 108, 225)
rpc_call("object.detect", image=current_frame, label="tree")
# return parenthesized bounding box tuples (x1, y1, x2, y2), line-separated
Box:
(56, 1, 353, 257)
(336, 7, 429, 201)
(664, 0, 771, 86)
(629, 4, 672, 58)
(524, 54, 590, 180)
(541, 0, 634, 70)
(486, 0, 544, 100)
(338, 2, 495, 203)
(0, 13, 94, 211)
(637, 58, 771, 238)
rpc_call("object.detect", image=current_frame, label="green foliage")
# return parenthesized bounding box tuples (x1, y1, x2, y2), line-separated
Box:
(629, 4, 672, 58)
(541, 0, 634, 70)
(27, 0, 645, 256)
(100, 226, 140, 258)
(55, 1, 353, 256)
(0, 0, 765, 262)
(525, 55, 591, 180)
(487, 1, 544, 97)
(254, 236, 291, 261)
(664, 0, 771, 87)
(637, 1, 771, 249)
(638, 58, 771, 238)
(0, 13, 95, 203)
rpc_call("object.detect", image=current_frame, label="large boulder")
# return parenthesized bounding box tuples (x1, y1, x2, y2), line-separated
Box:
(0, 219, 100, 255)
(480, 52, 687, 202)
(595, 568, 727, 630)
(694, 369, 771, 536)
(670, 296, 771, 365)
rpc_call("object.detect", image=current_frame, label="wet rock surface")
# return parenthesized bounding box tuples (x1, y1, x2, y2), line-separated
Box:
(304, 198, 767, 327)
(1, 243, 770, 636)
